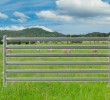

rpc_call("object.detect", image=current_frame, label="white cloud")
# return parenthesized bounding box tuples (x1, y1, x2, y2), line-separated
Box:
(0, 12, 8, 19)
(36, 0, 110, 24)
(11, 18, 27, 23)
(84, 16, 110, 24)
(0, 25, 53, 32)
(56, 0, 110, 17)
(36, 10, 73, 22)
(30, 25, 53, 32)
(0, 26, 25, 30)
(13, 11, 29, 18)
(11, 11, 30, 22)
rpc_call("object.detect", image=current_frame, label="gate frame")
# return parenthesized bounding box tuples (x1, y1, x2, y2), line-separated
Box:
(3, 36, 110, 87)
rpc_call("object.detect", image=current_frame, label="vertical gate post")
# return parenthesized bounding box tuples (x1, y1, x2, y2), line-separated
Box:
(3, 35, 7, 87)
(109, 35, 110, 86)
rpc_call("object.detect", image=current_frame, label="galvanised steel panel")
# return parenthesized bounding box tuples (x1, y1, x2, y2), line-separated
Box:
(3, 36, 110, 86)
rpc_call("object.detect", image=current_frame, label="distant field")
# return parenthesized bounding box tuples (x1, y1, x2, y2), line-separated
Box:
(0, 41, 110, 100)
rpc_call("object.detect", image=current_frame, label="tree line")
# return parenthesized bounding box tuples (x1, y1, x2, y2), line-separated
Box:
(66, 32, 110, 37)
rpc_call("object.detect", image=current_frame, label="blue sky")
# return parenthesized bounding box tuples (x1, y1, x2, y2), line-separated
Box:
(0, 0, 110, 34)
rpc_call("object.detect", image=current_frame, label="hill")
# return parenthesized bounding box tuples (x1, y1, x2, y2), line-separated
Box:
(0, 28, 65, 42)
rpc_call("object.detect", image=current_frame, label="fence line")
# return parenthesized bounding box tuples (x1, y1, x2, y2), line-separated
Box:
(3, 36, 110, 87)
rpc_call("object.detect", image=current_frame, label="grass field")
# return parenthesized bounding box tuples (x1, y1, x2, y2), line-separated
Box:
(0, 41, 110, 100)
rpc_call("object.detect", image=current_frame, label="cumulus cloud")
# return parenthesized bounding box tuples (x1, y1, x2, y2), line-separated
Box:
(0, 12, 8, 19)
(30, 25, 53, 32)
(11, 11, 30, 22)
(36, 0, 110, 24)
(56, 0, 110, 17)
(83, 16, 110, 24)
(0, 26, 25, 30)
(13, 11, 29, 18)
(36, 10, 73, 22)
(0, 25, 53, 32)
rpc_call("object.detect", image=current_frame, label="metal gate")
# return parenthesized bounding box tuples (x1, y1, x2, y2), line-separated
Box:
(3, 36, 110, 86)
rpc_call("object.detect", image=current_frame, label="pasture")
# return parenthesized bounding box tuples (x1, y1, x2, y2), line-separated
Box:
(0, 41, 110, 100)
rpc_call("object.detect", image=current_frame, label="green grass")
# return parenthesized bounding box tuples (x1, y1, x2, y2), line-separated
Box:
(0, 42, 110, 100)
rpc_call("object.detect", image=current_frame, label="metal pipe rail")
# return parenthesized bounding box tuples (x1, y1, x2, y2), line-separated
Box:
(6, 53, 109, 57)
(6, 62, 109, 66)
(3, 36, 110, 87)
(6, 37, 109, 41)
(6, 78, 109, 82)
(6, 45, 109, 49)
(6, 70, 109, 74)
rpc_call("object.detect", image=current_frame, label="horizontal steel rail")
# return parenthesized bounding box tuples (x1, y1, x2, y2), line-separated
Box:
(6, 53, 109, 57)
(6, 78, 109, 81)
(6, 45, 109, 49)
(6, 62, 109, 65)
(6, 37, 109, 41)
(6, 70, 109, 74)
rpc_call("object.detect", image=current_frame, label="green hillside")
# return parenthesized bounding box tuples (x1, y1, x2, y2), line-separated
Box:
(0, 28, 65, 40)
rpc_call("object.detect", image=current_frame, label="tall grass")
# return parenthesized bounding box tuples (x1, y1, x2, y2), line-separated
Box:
(0, 42, 110, 100)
